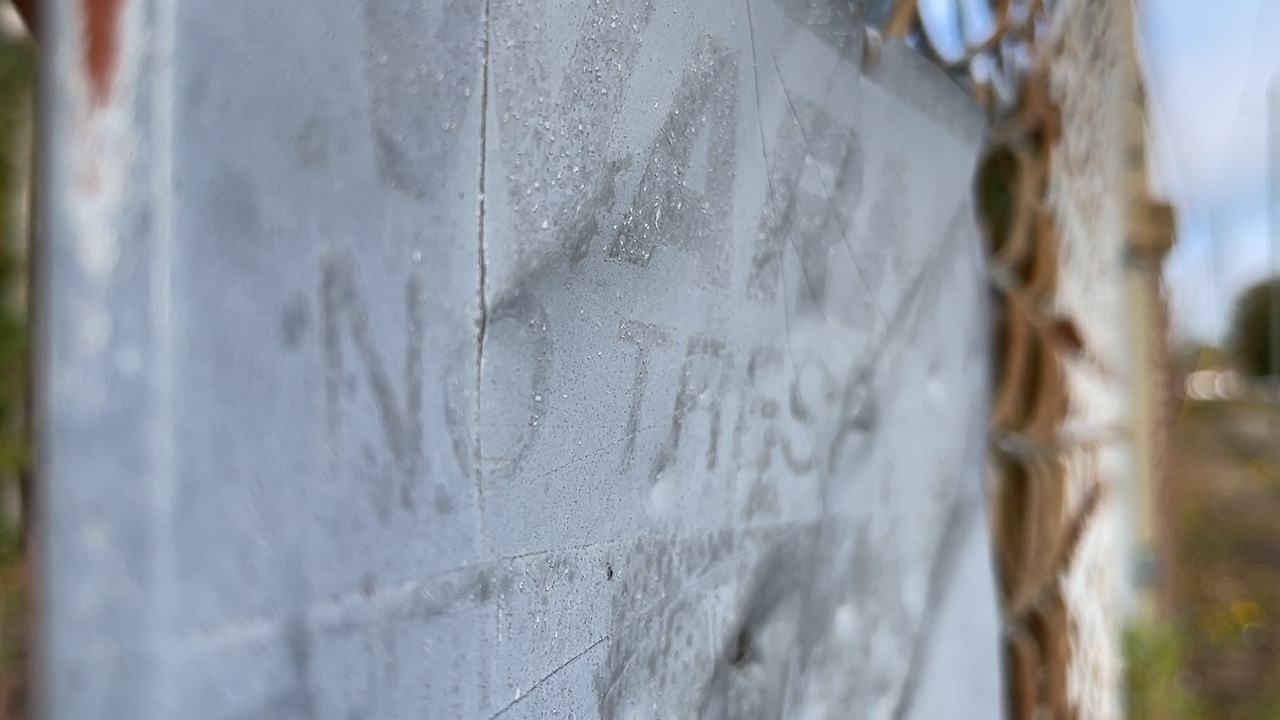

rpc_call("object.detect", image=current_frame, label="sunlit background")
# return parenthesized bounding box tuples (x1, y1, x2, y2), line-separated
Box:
(1135, 3, 1280, 717)
(1144, 0, 1280, 344)
(0, 1, 1275, 718)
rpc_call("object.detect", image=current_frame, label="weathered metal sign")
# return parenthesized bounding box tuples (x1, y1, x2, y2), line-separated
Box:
(38, 0, 1000, 717)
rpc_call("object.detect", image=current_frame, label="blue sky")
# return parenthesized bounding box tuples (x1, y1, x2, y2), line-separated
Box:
(1141, 0, 1280, 343)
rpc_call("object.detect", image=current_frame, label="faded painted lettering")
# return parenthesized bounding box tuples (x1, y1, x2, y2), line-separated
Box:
(321, 254, 426, 519)
(748, 98, 864, 315)
(608, 34, 740, 287)
(481, 292, 553, 479)
(618, 320, 675, 472)
(650, 334, 732, 484)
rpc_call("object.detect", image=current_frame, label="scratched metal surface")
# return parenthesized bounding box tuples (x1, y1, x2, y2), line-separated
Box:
(36, 0, 999, 718)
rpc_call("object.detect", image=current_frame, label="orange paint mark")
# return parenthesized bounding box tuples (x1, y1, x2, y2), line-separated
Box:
(82, 0, 127, 107)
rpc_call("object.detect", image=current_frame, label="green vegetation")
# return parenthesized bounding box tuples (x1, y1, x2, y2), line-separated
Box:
(0, 36, 31, 535)
(0, 27, 32, 719)
(1227, 276, 1280, 378)
(0, 31, 30, 515)
(1165, 398, 1280, 719)
(1124, 622, 1204, 720)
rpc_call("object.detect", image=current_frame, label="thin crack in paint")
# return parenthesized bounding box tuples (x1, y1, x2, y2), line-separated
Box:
(743, 0, 770, 182)
(740, 14, 829, 711)
(184, 522, 808, 653)
(475, 0, 491, 516)
(486, 530, 774, 720)
(828, 200, 973, 423)
(770, 53, 886, 332)
(889, 483, 982, 720)
(485, 630, 614, 720)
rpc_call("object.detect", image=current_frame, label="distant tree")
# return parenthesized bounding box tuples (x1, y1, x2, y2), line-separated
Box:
(1227, 276, 1280, 378)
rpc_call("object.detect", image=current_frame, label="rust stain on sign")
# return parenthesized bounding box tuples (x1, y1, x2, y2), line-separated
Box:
(82, 0, 127, 106)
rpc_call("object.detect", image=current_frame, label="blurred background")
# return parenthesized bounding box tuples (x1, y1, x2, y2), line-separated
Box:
(0, 2, 31, 716)
(1, 0, 1280, 717)
(1136, 1, 1280, 718)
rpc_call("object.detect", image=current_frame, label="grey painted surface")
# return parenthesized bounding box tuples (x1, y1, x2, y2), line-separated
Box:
(37, 0, 999, 718)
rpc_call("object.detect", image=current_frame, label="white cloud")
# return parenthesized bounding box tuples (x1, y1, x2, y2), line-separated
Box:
(1164, 197, 1273, 342)
(1140, 0, 1280, 343)
(1141, 0, 1280, 205)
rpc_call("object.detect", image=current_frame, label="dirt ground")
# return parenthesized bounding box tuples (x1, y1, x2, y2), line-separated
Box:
(0, 553, 21, 719)
(1166, 398, 1280, 719)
